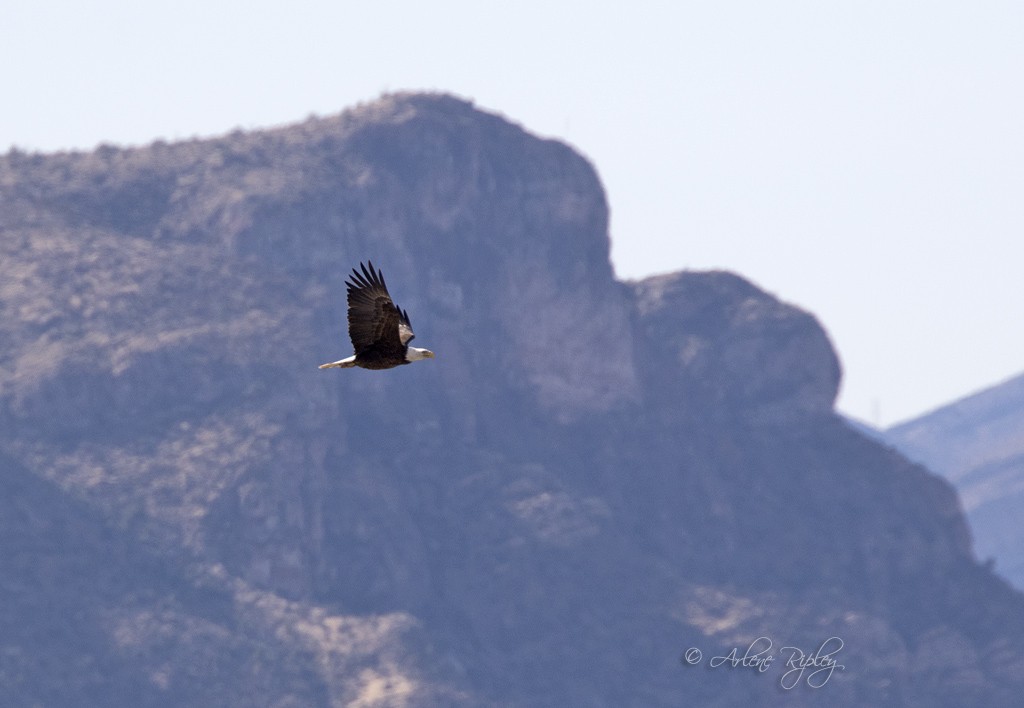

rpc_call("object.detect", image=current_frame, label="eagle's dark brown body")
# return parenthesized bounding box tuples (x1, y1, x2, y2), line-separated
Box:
(319, 262, 434, 371)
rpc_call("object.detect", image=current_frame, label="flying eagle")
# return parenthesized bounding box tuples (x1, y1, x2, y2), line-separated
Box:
(319, 261, 435, 370)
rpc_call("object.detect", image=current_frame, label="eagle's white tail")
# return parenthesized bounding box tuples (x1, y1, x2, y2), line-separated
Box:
(319, 355, 357, 369)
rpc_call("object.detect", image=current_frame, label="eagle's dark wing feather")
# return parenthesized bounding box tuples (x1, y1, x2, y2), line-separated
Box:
(346, 261, 414, 357)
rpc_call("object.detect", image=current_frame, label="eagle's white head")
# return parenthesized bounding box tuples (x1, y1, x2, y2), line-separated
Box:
(405, 347, 435, 362)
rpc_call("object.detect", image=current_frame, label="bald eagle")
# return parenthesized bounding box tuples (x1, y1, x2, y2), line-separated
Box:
(319, 261, 435, 370)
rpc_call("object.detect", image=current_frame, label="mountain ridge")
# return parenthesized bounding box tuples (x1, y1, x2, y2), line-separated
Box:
(3, 92, 1023, 706)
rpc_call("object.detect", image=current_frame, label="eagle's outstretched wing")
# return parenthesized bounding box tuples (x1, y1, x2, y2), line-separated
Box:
(346, 261, 415, 356)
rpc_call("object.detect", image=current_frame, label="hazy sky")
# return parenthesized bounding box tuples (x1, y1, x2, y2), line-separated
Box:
(4, 1, 1023, 426)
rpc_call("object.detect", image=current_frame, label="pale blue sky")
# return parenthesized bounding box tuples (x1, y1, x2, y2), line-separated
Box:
(4, 1, 1023, 426)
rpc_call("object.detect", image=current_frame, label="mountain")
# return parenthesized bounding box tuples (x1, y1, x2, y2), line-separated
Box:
(886, 372, 1024, 590)
(3, 92, 1024, 706)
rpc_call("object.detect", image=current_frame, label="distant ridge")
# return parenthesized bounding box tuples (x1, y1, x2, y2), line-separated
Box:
(887, 371, 1024, 479)
(887, 371, 1024, 589)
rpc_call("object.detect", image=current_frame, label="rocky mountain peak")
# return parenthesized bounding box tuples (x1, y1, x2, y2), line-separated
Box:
(3, 93, 1023, 706)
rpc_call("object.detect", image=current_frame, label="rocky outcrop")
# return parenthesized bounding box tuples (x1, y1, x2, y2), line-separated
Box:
(631, 269, 841, 422)
(2, 93, 1023, 706)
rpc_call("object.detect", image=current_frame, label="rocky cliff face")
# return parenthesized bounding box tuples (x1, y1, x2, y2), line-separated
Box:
(3, 93, 1024, 706)
(631, 269, 841, 422)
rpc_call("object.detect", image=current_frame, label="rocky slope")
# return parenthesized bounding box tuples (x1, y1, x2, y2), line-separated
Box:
(886, 372, 1024, 590)
(3, 93, 1024, 706)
